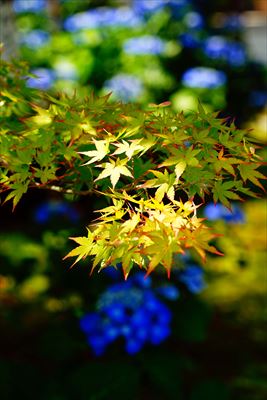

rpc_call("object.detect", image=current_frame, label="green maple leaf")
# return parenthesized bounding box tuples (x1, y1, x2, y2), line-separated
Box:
(158, 151, 184, 168)
(34, 166, 57, 184)
(238, 163, 266, 190)
(16, 148, 35, 165)
(185, 147, 201, 166)
(213, 147, 241, 176)
(5, 180, 29, 210)
(214, 159, 235, 176)
(159, 148, 196, 179)
(213, 181, 241, 208)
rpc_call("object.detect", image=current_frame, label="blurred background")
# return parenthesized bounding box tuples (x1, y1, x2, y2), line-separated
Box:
(0, 1, 266, 399)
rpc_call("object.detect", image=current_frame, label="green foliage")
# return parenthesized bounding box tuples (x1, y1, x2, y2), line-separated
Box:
(0, 59, 265, 277)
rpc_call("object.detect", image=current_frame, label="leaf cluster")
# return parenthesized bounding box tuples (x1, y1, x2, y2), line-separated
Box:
(0, 59, 265, 277)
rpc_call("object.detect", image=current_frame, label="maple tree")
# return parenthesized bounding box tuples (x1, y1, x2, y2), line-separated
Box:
(0, 58, 265, 278)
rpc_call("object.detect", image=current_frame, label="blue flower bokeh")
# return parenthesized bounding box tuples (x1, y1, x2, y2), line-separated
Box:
(182, 66, 227, 88)
(184, 11, 204, 29)
(34, 200, 79, 224)
(123, 36, 166, 55)
(222, 14, 243, 32)
(204, 203, 245, 223)
(27, 68, 55, 90)
(157, 284, 180, 300)
(203, 36, 246, 67)
(64, 7, 142, 32)
(249, 91, 267, 108)
(20, 30, 50, 49)
(132, 0, 189, 18)
(104, 74, 144, 102)
(179, 32, 202, 48)
(13, 0, 47, 13)
(178, 265, 206, 294)
(132, 0, 166, 15)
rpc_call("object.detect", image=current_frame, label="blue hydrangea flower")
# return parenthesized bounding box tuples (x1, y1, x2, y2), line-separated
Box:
(27, 68, 55, 90)
(104, 7, 142, 27)
(249, 91, 267, 107)
(34, 200, 79, 224)
(157, 284, 180, 300)
(131, 271, 152, 288)
(182, 67, 227, 89)
(104, 74, 144, 102)
(226, 42, 246, 66)
(132, 0, 166, 15)
(64, 7, 142, 32)
(184, 12, 204, 29)
(13, 0, 46, 13)
(79, 313, 102, 334)
(79, 272, 172, 356)
(133, 0, 188, 16)
(125, 337, 144, 354)
(20, 30, 50, 49)
(102, 264, 122, 280)
(123, 36, 166, 55)
(64, 11, 99, 32)
(86, 334, 108, 356)
(203, 36, 227, 60)
(203, 36, 246, 67)
(204, 203, 245, 223)
(222, 14, 243, 31)
(150, 323, 171, 345)
(178, 265, 206, 294)
(179, 32, 202, 48)
(81, 313, 116, 356)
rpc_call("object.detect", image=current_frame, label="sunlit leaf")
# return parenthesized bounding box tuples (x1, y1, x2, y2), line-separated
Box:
(79, 140, 109, 165)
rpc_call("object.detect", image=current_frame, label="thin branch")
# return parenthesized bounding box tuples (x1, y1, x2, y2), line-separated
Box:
(32, 182, 95, 196)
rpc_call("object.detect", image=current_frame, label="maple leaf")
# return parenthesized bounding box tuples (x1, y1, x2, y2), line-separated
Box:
(182, 224, 223, 261)
(95, 158, 133, 188)
(174, 160, 187, 182)
(4, 180, 29, 210)
(141, 169, 176, 201)
(213, 148, 241, 176)
(238, 163, 266, 190)
(120, 212, 140, 233)
(213, 181, 241, 208)
(159, 150, 194, 182)
(158, 153, 183, 168)
(112, 139, 144, 160)
(142, 222, 183, 277)
(79, 140, 109, 165)
(34, 166, 58, 184)
(96, 199, 124, 218)
(63, 230, 94, 268)
(27, 105, 52, 126)
(174, 199, 200, 217)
